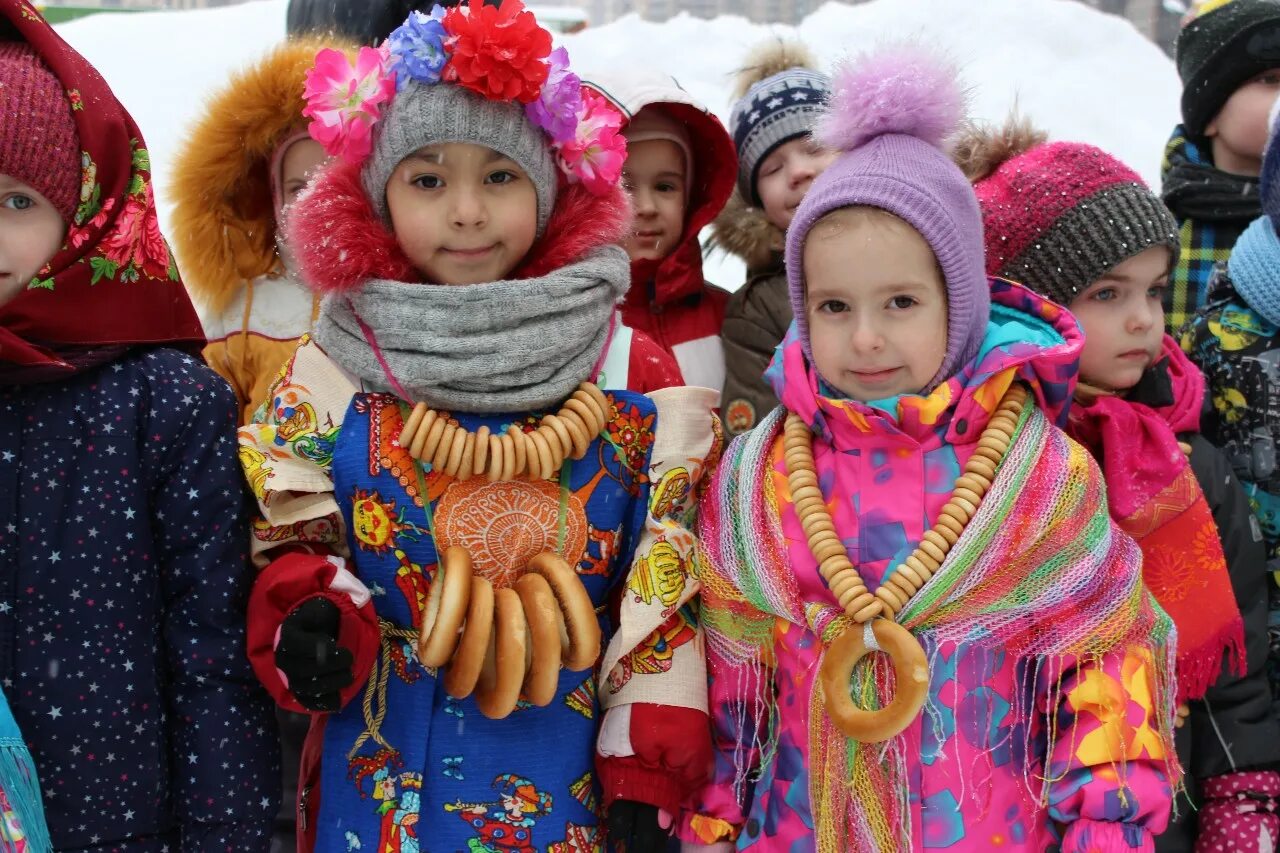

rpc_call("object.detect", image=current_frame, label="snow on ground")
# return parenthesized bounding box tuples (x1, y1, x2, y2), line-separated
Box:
(56, 0, 1179, 290)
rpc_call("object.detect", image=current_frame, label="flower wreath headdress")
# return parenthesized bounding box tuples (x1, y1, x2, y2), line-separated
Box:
(301, 0, 626, 195)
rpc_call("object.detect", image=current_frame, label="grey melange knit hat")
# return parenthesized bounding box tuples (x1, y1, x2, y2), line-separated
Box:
(361, 80, 558, 235)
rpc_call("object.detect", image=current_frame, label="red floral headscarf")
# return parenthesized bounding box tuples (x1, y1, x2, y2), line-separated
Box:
(0, 0, 203, 384)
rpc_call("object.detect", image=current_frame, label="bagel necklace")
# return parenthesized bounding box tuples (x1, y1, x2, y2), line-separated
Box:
(787, 382, 1028, 743)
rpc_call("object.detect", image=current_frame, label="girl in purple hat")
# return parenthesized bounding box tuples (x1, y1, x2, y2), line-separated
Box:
(683, 45, 1179, 853)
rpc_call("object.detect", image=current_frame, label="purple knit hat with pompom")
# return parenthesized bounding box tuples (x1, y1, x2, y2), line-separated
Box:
(786, 44, 989, 392)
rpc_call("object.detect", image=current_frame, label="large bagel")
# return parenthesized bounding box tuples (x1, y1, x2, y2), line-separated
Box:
(443, 575, 495, 699)
(820, 619, 928, 743)
(475, 587, 529, 719)
(513, 573, 563, 707)
(418, 547, 472, 668)
(528, 552, 600, 671)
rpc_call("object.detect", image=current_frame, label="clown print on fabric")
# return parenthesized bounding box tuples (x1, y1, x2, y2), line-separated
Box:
(240, 338, 718, 852)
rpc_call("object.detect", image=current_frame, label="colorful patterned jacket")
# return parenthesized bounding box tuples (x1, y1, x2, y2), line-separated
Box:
(684, 281, 1177, 852)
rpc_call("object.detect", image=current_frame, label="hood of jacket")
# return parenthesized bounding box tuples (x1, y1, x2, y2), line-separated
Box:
(585, 72, 737, 308)
(169, 37, 355, 314)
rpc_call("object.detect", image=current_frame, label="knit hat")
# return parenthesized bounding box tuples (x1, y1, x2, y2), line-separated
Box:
(361, 81, 558, 233)
(785, 44, 989, 391)
(301, 2, 627, 239)
(729, 40, 829, 205)
(0, 40, 80, 221)
(1228, 214, 1280, 324)
(964, 122, 1180, 307)
(1176, 0, 1280, 137)
(622, 105, 693, 177)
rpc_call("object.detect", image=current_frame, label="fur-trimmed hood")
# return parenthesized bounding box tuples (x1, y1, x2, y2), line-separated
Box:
(285, 157, 633, 293)
(169, 37, 354, 314)
(709, 188, 784, 275)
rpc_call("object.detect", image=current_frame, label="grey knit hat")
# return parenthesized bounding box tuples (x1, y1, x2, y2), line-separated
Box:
(361, 80, 558, 234)
(729, 67, 829, 205)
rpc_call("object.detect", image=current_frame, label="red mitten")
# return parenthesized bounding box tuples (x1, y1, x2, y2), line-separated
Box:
(1195, 770, 1280, 853)
(597, 703, 712, 815)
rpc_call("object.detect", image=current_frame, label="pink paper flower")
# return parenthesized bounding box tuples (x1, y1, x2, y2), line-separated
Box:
(302, 47, 396, 163)
(556, 90, 627, 195)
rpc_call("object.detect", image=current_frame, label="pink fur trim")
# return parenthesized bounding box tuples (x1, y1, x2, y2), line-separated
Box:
(817, 43, 965, 153)
(285, 162, 633, 292)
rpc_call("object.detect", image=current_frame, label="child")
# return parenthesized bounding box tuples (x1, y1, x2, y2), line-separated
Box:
(582, 72, 737, 391)
(0, 2, 279, 850)
(239, 4, 718, 851)
(715, 41, 833, 436)
(1184, 104, 1280, 731)
(684, 46, 1178, 853)
(966, 119, 1280, 852)
(1162, 0, 1280, 333)
(171, 38, 348, 425)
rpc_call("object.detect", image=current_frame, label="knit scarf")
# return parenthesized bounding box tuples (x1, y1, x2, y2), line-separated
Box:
(1161, 126, 1260, 332)
(1068, 336, 1244, 701)
(314, 246, 629, 413)
(697, 390, 1177, 853)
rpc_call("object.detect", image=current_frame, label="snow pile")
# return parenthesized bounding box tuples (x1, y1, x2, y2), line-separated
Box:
(56, 0, 1179, 289)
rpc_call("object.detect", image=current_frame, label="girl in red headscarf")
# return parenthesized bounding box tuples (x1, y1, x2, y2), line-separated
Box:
(0, 2, 280, 849)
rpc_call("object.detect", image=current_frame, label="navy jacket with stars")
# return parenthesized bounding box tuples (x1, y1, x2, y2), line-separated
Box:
(0, 347, 280, 852)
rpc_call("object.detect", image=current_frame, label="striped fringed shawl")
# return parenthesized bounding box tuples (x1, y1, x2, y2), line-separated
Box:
(695, 392, 1179, 852)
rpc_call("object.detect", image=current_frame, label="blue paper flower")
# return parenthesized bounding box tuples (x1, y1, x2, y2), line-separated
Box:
(387, 7, 449, 90)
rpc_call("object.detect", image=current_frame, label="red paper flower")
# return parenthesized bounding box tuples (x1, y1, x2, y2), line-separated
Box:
(442, 0, 552, 104)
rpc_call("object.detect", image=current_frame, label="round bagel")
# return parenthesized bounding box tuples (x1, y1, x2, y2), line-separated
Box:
(820, 619, 928, 743)
(443, 575, 495, 699)
(418, 546, 473, 668)
(513, 572, 563, 707)
(528, 552, 600, 671)
(475, 587, 528, 720)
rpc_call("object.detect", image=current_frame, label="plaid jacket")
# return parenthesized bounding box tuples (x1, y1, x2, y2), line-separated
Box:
(1162, 127, 1258, 334)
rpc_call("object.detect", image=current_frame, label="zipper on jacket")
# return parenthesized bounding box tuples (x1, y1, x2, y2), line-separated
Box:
(298, 785, 310, 832)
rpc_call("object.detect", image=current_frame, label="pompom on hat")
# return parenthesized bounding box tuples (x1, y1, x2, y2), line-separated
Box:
(785, 43, 989, 391)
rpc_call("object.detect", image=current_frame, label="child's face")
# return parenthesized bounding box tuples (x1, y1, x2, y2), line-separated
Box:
(1068, 245, 1170, 392)
(1206, 68, 1280, 176)
(757, 137, 836, 231)
(278, 137, 329, 221)
(621, 139, 686, 262)
(804, 210, 947, 402)
(384, 142, 538, 285)
(0, 174, 65, 308)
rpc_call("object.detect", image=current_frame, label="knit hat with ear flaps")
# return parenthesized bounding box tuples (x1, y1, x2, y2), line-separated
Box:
(1176, 0, 1280, 137)
(0, 40, 80, 222)
(361, 80, 558, 235)
(785, 44, 989, 392)
(965, 122, 1179, 308)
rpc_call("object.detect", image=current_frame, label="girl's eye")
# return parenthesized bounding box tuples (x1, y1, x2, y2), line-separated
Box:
(1090, 287, 1116, 302)
(818, 300, 848, 314)
(487, 170, 518, 185)
(760, 162, 781, 177)
(2, 194, 34, 211)
(412, 174, 443, 190)
(657, 182, 677, 193)
(1148, 282, 1168, 299)
(888, 295, 918, 310)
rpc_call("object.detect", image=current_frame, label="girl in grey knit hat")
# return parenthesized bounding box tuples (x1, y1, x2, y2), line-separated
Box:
(237, 4, 719, 851)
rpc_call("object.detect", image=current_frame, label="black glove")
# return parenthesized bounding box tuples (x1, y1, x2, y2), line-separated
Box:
(607, 800, 669, 852)
(275, 597, 354, 712)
